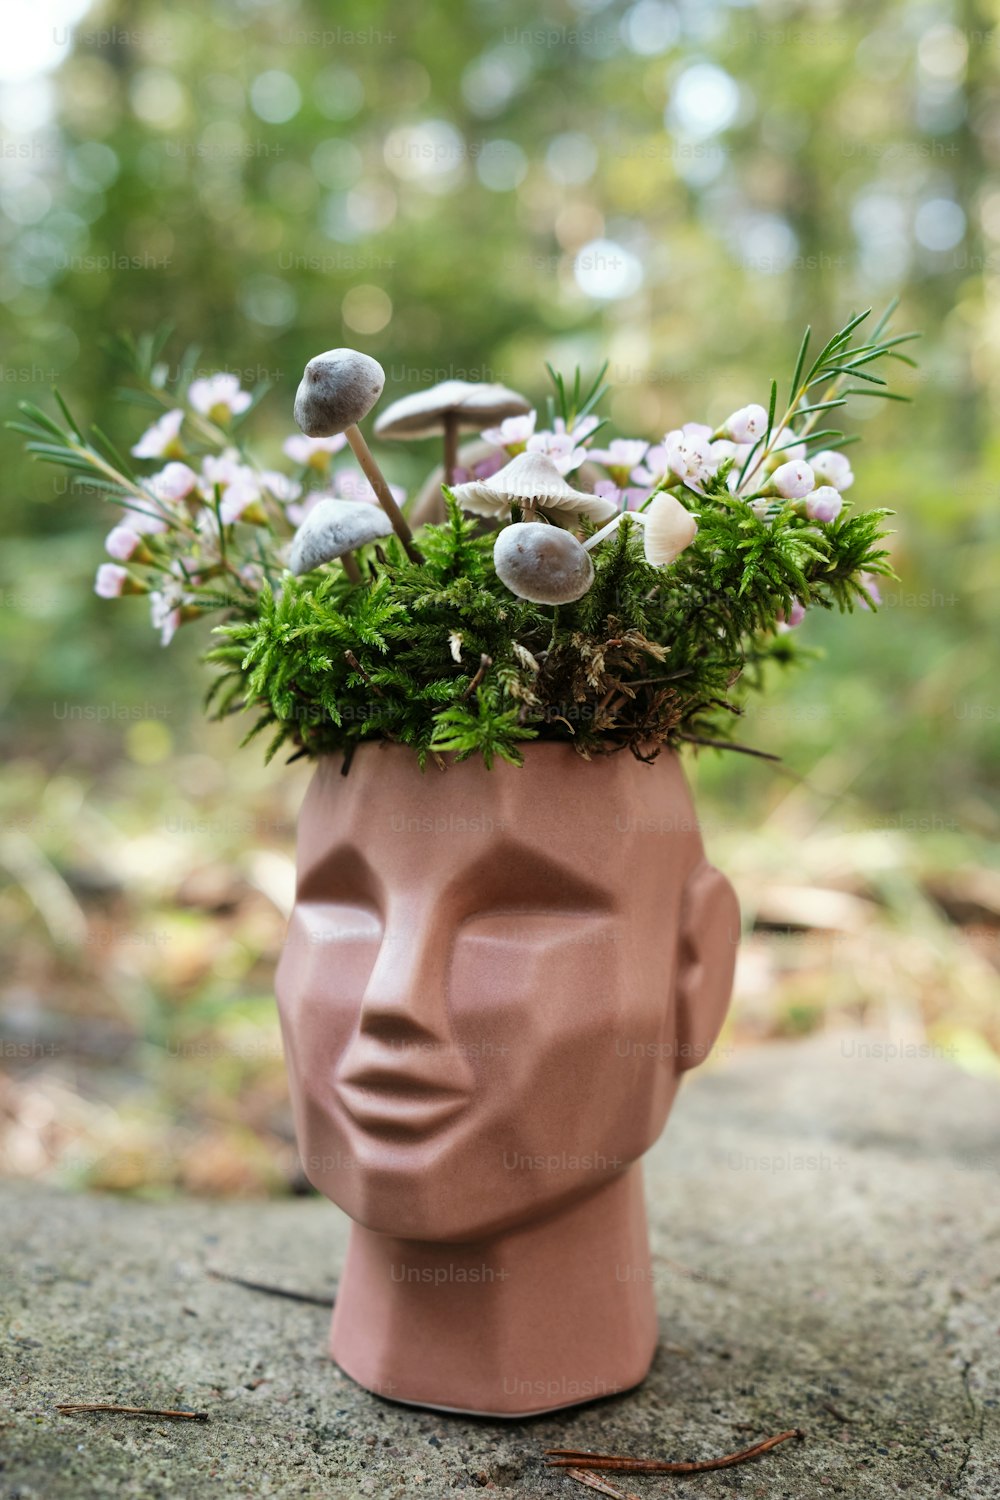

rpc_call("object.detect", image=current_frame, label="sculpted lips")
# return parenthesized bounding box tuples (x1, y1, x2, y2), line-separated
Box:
(335, 1042, 471, 1136)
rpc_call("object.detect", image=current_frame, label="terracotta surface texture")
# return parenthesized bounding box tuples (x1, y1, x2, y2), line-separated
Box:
(276, 743, 739, 1414)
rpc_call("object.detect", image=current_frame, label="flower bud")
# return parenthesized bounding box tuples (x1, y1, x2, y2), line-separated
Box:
(804, 486, 843, 523)
(811, 449, 854, 491)
(723, 403, 768, 445)
(105, 525, 150, 562)
(768, 460, 815, 499)
(95, 563, 146, 598)
(777, 599, 806, 629)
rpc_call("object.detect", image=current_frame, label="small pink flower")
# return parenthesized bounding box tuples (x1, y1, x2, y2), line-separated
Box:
(769, 459, 815, 499)
(805, 486, 844, 523)
(261, 471, 302, 504)
(593, 478, 650, 511)
(148, 461, 199, 502)
(127, 506, 169, 536)
(723, 404, 768, 444)
(189, 373, 252, 422)
(150, 590, 182, 645)
(663, 428, 712, 485)
(283, 432, 348, 467)
(471, 451, 505, 481)
(201, 450, 246, 490)
(526, 430, 587, 475)
(590, 438, 649, 480)
(95, 563, 128, 598)
(858, 571, 883, 610)
(776, 599, 806, 630)
(131, 409, 184, 460)
(554, 413, 601, 443)
(811, 449, 854, 491)
(631, 444, 669, 487)
(105, 525, 143, 561)
(481, 412, 537, 450)
(219, 474, 262, 524)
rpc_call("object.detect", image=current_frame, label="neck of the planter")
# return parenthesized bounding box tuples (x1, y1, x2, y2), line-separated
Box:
(329, 1163, 657, 1416)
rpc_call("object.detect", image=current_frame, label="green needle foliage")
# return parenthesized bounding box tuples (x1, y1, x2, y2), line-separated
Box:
(13, 307, 912, 771)
(208, 481, 893, 769)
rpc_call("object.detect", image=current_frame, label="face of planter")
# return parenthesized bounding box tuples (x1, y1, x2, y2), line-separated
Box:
(276, 746, 738, 1242)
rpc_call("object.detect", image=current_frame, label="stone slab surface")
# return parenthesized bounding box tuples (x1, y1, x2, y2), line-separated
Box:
(2, 1034, 999, 1499)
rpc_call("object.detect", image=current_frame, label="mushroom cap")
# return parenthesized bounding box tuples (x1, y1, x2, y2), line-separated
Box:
(642, 492, 698, 567)
(452, 451, 617, 524)
(293, 349, 385, 438)
(493, 522, 595, 605)
(374, 380, 531, 440)
(288, 498, 394, 575)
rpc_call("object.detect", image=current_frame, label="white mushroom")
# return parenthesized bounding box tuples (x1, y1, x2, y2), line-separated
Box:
(288, 498, 394, 579)
(452, 451, 616, 526)
(582, 493, 698, 567)
(642, 492, 698, 565)
(374, 379, 531, 483)
(493, 522, 594, 605)
(293, 348, 422, 565)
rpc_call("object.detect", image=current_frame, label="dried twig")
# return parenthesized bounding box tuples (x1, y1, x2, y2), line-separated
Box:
(463, 652, 492, 698)
(547, 1427, 804, 1473)
(57, 1403, 207, 1422)
(207, 1268, 334, 1307)
(678, 732, 781, 762)
(343, 649, 384, 695)
(564, 1468, 640, 1500)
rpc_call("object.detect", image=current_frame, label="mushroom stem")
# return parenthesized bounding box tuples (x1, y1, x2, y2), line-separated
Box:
(581, 511, 645, 551)
(341, 550, 362, 584)
(443, 411, 459, 485)
(344, 425, 424, 564)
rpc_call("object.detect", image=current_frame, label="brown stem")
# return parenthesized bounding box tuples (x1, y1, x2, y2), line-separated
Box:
(564, 1470, 640, 1500)
(462, 653, 492, 698)
(344, 649, 384, 695)
(344, 425, 423, 564)
(442, 411, 459, 485)
(546, 1427, 804, 1474)
(57, 1404, 208, 1422)
(341, 549, 361, 584)
(206, 1268, 334, 1306)
(677, 732, 781, 762)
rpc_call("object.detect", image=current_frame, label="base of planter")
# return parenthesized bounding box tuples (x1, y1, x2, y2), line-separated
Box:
(327, 1164, 659, 1417)
(330, 1370, 654, 1421)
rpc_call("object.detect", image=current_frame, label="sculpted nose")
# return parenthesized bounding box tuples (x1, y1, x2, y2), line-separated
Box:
(357, 915, 451, 1044)
(338, 902, 477, 1097)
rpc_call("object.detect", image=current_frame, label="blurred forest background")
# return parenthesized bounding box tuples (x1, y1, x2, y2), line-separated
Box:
(1, 0, 998, 1195)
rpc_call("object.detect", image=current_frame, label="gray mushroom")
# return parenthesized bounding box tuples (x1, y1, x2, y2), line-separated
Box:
(374, 379, 531, 484)
(293, 348, 422, 565)
(493, 522, 594, 605)
(294, 349, 385, 437)
(288, 498, 394, 580)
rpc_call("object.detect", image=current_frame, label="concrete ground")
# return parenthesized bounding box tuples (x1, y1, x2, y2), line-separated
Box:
(2, 1034, 998, 1499)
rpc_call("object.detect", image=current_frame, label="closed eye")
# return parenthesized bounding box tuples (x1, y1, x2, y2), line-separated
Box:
(460, 910, 612, 941)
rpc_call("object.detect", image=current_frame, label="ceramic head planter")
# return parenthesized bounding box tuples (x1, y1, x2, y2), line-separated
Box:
(276, 743, 739, 1415)
(37, 312, 911, 1420)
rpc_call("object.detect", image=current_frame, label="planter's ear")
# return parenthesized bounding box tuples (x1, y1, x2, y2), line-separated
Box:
(674, 861, 740, 1072)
